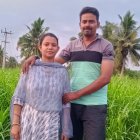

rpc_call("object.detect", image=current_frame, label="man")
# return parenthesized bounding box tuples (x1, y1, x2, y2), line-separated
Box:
(23, 7, 114, 140)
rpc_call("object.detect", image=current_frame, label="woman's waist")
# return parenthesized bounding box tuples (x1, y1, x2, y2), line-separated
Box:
(25, 100, 63, 112)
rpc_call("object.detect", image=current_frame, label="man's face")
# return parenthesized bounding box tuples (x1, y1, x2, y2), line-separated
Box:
(80, 13, 100, 37)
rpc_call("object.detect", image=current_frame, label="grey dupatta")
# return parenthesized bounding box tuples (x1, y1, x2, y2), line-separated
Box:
(10, 59, 73, 138)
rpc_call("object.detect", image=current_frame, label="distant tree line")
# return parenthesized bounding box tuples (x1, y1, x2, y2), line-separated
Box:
(0, 46, 18, 68)
(14, 11, 140, 75)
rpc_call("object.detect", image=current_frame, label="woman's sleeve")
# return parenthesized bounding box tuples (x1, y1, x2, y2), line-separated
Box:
(61, 70, 73, 138)
(63, 69, 71, 93)
(10, 73, 27, 122)
(62, 104, 73, 138)
(12, 73, 27, 106)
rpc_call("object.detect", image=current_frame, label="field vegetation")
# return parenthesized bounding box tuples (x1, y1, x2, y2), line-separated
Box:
(0, 69, 140, 139)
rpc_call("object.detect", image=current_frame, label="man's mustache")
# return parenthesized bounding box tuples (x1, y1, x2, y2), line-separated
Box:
(83, 27, 92, 30)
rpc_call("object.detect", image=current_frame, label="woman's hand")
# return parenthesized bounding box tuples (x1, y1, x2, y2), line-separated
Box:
(11, 125, 21, 140)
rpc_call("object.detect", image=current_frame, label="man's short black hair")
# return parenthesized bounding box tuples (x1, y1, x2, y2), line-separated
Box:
(80, 7, 99, 21)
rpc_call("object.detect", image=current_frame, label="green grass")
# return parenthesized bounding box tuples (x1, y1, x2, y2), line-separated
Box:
(107, 75, 140, 140)
(0, 68, 140, 139)
(0, 68, 20, 140)
(0, 68, 20, 110)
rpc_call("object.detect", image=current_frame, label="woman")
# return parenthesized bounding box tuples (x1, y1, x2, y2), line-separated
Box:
(10, 33, 72, 140)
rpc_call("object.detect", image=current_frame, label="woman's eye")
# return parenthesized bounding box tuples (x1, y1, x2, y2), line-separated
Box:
(52, 44, 57, 47)
(44, 44, 49, 46)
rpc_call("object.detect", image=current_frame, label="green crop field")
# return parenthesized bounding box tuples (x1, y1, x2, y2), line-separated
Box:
(107, 75, 140, 140)
(0, 68, 19, 139)
(0, 68, 140, 140)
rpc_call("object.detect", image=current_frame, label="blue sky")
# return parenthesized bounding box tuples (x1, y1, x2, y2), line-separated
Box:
(0, 0, 140, 70)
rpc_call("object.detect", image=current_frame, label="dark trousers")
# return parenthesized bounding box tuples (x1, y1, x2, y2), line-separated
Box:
(70, 103, 107, 140)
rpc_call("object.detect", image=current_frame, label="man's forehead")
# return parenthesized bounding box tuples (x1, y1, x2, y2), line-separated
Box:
(81, 13, 96, 19)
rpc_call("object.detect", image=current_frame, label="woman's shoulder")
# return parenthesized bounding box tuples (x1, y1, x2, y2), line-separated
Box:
(34, 59, 65, 68)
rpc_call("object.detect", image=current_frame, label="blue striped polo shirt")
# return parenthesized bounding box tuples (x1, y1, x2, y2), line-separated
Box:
(59, 35, 114, 105)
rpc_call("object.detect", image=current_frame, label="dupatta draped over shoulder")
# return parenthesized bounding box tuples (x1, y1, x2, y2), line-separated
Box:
(11, 59, 70, 112)
(10, 59, 73, 138)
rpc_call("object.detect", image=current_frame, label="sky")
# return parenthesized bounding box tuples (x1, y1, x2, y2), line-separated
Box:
(0, 0, 140, 70)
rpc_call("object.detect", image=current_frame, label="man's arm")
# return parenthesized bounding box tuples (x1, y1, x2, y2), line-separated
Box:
(22, 40, 71, 73)
(22, 55, 67, 73)
(55, 56, 67, 64)
(63, 59, 114, 103)
(22, 55, 36, 73)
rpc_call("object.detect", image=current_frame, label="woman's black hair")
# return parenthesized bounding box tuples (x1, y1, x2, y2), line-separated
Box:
(39, 33, 59, 45)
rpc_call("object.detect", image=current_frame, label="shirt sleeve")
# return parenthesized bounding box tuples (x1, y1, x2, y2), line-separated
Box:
(102, 43, 115, 60)
(59, 42, 72, 61)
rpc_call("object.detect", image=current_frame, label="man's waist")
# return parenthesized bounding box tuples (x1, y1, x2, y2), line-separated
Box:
(71, 92, 107, 105)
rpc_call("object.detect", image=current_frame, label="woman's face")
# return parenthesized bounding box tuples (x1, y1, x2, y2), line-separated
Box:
(39, 36, 59, 59)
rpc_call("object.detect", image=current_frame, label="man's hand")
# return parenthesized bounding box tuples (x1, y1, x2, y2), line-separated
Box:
(10, 125, 21, 140)
(22, 55, 36, 73)
(61, 134, 69, 140)
(63, 91, 81, 104)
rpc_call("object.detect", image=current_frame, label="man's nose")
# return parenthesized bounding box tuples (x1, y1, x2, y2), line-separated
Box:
(85, 21, 90, 26)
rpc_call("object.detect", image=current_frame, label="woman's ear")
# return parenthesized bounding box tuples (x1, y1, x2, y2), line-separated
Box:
(57, 46, 60, 51)
(55, 46, 60, 53)
(38, 45, 41, 51)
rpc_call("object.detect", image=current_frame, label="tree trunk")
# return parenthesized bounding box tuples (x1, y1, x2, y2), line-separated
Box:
(120, 58, 126, 76)
(114, 48, 123, 74)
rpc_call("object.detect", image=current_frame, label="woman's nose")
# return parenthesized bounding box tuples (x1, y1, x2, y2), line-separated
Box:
(47, 45, 53, 49)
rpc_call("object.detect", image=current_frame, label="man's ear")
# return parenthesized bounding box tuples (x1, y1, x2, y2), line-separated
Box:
(97, 21, 100, 28)
(79, 22, 81, 30)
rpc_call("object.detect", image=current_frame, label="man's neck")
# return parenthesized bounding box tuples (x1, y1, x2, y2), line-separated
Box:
(83, 34, 97, 42)
(83, 34, 97, 47)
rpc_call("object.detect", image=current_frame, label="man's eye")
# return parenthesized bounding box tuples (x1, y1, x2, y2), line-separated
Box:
(89, 20, 95, 24)
(82, 21, 87, 24)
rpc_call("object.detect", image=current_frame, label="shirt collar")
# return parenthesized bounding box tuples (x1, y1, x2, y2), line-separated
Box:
(79, 33, 102, 42)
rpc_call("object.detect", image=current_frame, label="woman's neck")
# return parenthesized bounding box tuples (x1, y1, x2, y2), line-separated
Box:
(41, 57, 54, 63)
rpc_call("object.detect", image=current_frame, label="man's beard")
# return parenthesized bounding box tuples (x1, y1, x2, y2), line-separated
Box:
(82, 28, 93, 37)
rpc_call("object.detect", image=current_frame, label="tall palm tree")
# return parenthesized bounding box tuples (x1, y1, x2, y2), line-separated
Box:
(115, 30, 140, 75)
(17, 18, 49, 59)
(70, 37, 77, 41)
(101, 21, 119, 45)
(102, 11, 140, 75)
(69, 32, 83, 41)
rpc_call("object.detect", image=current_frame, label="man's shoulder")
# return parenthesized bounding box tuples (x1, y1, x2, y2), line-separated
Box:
(68, 38, 81, 47)
(98, 35, 112, 46)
